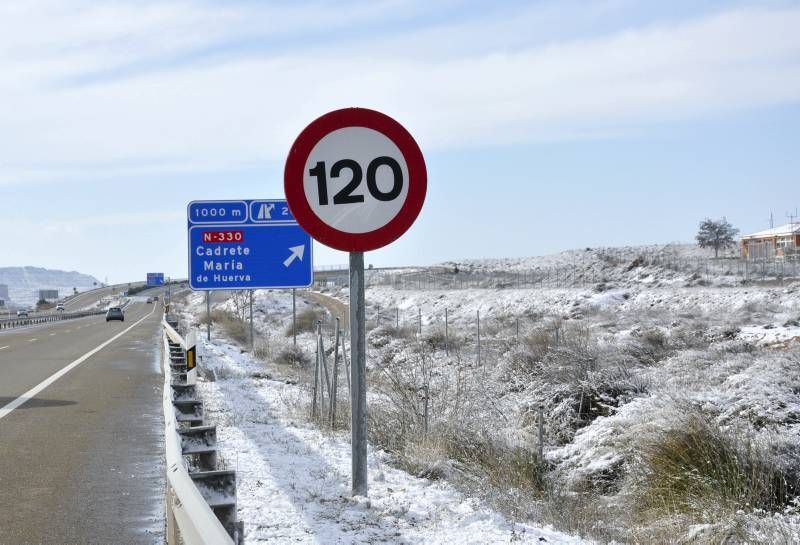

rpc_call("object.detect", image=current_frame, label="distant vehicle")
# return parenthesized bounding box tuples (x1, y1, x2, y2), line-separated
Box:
(56, 303, 65, 311)
(146, 297, 154, 304)
(153, 296, 159, 301)
(16, 309, 29, 318)
(106, 307, 124, 322)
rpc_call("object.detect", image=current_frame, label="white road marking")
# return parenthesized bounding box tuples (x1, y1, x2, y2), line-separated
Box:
(65, 329, 72, 333)
(0, 305, 157, 421)
(49, 333, 56, 336)
(28, 338, 37, 343)
(0, 346, 8, 351)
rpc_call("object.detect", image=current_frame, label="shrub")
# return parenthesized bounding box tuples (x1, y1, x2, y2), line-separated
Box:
(210, 310, 248, 344)
(421, 327, 463, 351)
(275, 345, 311, 368)
(253, 338, 271, 360)
(285, 308, 322, 337)
(631, 412, 793, 522)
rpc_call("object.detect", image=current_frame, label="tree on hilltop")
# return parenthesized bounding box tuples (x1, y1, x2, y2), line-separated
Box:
(696, 217, 739, 258)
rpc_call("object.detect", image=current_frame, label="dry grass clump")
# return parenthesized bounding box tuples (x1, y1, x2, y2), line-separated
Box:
(196, 308, 227, 326)
(631, 412, 793, 523)
(275, 345, 311, 368)
(252, 338, 272, 360)
(285, 308, 322, 337)
(421, 327, 464, 351)
(369, 407, 547, 499)
(207, 310, 248, 344)
(367, 324, 416, 348)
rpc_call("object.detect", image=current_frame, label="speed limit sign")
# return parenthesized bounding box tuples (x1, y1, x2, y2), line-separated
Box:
(284, 107, 425, 498)
(284, 108, 427, 252)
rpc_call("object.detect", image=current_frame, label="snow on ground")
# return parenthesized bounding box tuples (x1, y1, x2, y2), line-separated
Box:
(444, 243, 737, 273)
(174, 245, 800, 544)
(192, 329, 588, 544)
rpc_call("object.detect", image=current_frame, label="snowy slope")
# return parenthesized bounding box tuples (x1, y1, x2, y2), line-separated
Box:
(0, 266, 99, 306)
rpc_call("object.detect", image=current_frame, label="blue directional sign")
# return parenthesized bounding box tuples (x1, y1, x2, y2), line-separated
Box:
(147, 273, 165, 286)
(187, 199, 313, 290)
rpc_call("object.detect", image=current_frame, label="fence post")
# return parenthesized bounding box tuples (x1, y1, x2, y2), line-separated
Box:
(396, 307, 399, 329)
(477, 310, 481, 368)
(320, 330, 331, 411)
(445, 308, 449, 356)
(312, 321, 320, 417)
(423, 384, 429, 437)
(331, 318, 341, 425)
(538, 405, 544, 461)
(418, 307, 422, 336)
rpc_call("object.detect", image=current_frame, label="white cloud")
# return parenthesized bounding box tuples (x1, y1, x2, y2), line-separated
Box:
(0, 1, 798, 184)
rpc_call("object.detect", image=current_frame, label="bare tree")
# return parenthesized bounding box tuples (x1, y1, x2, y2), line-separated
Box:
(230, 291, 250, 322)
(696, 217, 739, 258)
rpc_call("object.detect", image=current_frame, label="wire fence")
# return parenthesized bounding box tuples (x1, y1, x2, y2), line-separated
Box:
(311, 299, 563, 375)
(313, 254, 800, 291)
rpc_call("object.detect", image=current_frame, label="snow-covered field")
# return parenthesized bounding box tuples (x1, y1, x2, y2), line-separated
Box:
(176, 245, 800, 544)
(177, 291, 584, 544)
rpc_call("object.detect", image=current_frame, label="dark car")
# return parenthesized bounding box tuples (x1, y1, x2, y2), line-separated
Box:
(106, 307, 124, 322)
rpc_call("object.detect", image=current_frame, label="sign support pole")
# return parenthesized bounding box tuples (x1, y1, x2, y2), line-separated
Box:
(206, 292, 211, 341)
(249, 290, 254, 351)
(349, 251, 368, 496)
(292, 288, 297, 347)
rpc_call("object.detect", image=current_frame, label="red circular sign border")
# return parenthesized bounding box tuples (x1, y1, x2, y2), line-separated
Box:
(284, 108, 427, 252)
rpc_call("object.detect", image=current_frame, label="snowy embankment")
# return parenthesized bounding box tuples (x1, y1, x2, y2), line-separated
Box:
(178, 243, 800, 544)
(191, 327, 587, 544)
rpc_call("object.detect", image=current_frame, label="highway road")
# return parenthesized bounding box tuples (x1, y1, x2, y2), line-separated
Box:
(0, 300, 165, 544)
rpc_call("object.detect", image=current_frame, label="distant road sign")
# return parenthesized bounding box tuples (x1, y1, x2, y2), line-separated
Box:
(146, 273, 165, 286)
(187, 199, 313, 290)
(284, 108, 427, 252)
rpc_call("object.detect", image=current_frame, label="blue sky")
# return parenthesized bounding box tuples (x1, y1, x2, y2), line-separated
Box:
(1, 0, 799, 282)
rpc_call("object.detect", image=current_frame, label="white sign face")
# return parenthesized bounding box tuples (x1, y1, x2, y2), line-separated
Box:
(302, 127, 410, 234)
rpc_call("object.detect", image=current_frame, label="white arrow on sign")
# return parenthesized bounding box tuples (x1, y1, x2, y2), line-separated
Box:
(283, 245, 306, 267)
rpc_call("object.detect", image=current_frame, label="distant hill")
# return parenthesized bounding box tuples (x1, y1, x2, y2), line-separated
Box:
(0, 267, 100, 306)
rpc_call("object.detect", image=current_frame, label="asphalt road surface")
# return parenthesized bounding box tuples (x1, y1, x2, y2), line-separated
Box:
(0, 302, 165, 544)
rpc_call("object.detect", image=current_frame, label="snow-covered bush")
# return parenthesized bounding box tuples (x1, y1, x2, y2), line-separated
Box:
(630, 410, 792, 520)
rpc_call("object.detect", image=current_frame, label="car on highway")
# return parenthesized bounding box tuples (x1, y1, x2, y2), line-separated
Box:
(106, 307, 124, 322)
(16, 309, 29, 318)
(145, 297, 154, 304)
(56, 303, 65, 311)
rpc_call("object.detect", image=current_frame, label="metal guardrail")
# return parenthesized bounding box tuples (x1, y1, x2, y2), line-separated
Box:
(0, 309, 106, 330)
(162, 319, 241, 545)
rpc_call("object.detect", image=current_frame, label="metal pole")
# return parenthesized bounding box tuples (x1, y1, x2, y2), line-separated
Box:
(206, 291, 211, 341)
(249, 290, 254, 351)
(331, 318, 341, 425)
(292, 288, 297, 347)
(349, 251, 368, 496)
(538, 405, 544, 460)
(477, 310, 481, 368)
(445, 308, 449, 356)
(418, 307, 422, 335)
